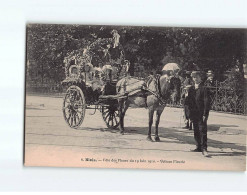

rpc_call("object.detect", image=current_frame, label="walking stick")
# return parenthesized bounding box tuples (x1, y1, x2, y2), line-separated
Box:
(179, 106, 182, 128)
(179, 98, 184, 128)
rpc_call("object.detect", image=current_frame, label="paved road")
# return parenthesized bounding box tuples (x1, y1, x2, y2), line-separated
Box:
(24, 95, 246, 171)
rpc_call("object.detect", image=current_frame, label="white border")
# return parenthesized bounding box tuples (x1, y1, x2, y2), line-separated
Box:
(0, 0, 246, 192)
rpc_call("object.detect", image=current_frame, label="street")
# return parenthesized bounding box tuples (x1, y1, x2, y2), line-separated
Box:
(24, 95, 246, 171)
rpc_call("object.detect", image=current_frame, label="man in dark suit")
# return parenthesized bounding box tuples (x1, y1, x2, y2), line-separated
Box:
(181, 71, 194, 129)
(204, 70, 215, 87)
(190, 71, 210, 157)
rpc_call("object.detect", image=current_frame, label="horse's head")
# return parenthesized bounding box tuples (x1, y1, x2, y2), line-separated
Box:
(159, 74, 181, 103)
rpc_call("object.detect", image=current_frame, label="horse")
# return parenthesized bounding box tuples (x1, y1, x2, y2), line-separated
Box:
(116, 74, 181, 141)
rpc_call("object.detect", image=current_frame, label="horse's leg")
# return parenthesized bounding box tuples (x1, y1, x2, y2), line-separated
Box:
(121, 100, 129, 134)
(119, 99, 129, 134)
(154, 107, 164, 142)
(147, 107, 154, 141)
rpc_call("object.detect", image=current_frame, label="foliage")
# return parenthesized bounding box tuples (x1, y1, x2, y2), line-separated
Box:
(220, 68, 245, 90)
(26, 24, 247, 85)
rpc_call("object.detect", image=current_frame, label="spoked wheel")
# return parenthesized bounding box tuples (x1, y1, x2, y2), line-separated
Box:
(101, 105, 120, 129)
(63, 85, 86, 129)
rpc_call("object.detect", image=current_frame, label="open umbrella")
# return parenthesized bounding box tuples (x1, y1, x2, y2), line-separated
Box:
(162, 63, 180, 71)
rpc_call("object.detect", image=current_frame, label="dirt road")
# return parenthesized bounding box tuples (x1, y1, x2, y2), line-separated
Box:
(24, 95, 246, 171)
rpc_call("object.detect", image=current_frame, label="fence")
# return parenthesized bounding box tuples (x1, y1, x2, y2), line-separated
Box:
(206, 81, 246, 115)
(168, 80, 247, 115)
(26, 80, 247, 115)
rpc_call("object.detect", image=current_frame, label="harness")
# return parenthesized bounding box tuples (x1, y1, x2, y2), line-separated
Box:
(116, 75, 168, 107)
(145, 75, 167, 106)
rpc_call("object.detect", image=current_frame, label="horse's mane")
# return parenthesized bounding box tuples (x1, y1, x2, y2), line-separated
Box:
(146, 74, 160, 87)
(145, 74, 163, 98)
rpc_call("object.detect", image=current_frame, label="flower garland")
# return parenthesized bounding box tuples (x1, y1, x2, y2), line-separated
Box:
(63, 31, 127, 81)
(64, 38, 114, 78)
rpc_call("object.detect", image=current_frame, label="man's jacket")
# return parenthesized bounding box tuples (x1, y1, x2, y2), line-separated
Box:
(189, 83, 210, 120)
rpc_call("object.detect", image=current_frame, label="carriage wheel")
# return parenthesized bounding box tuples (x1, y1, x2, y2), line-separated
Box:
(63, 85, 86, 129)
(101, 105, 119, 129)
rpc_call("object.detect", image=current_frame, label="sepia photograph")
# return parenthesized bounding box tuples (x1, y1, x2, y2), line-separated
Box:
(24, 24, 247, 171)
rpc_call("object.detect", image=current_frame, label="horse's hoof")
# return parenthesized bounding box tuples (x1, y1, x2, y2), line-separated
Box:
(146, 136, 153, 142)
(155, 136, 160, 142)
(120, 131, 124, 135)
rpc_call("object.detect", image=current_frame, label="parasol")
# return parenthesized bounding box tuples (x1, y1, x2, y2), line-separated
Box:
(162, 63, 180, 71)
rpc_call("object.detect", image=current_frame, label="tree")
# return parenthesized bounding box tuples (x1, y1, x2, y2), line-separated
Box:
(26, 24, 247, 86)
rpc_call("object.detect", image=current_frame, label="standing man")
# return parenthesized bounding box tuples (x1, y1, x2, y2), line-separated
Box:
(204, 70, 215, 87)
(181, 71, 193, 129)
(182, 84, 193, 129)
(190, 71, 210, 157)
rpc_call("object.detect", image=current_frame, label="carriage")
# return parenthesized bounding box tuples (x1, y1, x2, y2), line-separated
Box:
(61, 71, 122, 129)
(61, 30, 180, 140)
(61, 35, 128, 130)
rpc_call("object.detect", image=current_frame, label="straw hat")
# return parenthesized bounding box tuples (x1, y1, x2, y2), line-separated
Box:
(207, 70, 214, 77)
(185, 71, 192, 75)
(102, 64, 113, 71)
(184, 84, 192, 89)
(191, 71, 204, 77)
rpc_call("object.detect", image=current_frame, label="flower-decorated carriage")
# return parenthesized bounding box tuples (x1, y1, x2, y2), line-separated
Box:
(61, 32, 129, 129)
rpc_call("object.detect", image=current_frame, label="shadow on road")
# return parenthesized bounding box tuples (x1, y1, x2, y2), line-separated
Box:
(78, 125, 246, 157)
(209, 151, 246, 157)
(77, 127, 120, 134)
(208, 124, 239, 131)
(128, 126, 246, 155)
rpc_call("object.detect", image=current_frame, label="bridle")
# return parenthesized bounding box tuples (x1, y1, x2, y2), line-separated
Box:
(145, 74, 167, 106)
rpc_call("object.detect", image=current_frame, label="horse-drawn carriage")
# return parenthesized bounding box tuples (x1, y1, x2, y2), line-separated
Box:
(61, 31, 181, 141)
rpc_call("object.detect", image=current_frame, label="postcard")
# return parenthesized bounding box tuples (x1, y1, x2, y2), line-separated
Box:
(24, 24, 246, 171)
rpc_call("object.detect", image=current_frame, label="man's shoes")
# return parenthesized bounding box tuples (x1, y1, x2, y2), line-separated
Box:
(190, 148, 202, 152)
(182, 122, 189, 129)
(189, 122, 193, 130)
(202, 149, 210, 157)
